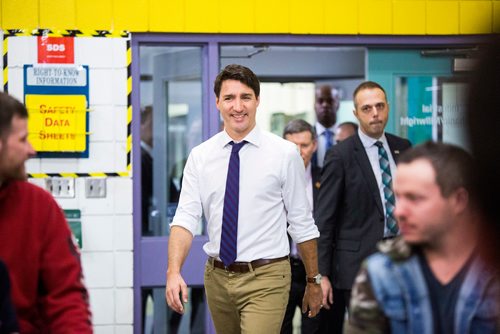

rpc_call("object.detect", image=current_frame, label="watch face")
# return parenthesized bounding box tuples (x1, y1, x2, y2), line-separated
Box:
(307, 274, 322, 284)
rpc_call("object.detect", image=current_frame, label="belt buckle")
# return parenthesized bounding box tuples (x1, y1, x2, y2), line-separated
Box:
(224, 264, 235, 273)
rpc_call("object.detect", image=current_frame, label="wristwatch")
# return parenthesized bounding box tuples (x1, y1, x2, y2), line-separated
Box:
(306, 273, 322, 284)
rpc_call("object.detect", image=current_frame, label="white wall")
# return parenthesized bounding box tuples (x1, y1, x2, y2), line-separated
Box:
(5, 33, 133, 333)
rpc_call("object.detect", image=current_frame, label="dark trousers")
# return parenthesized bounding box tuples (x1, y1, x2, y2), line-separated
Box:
(280, 257, 320, 334)
(318, 288, 351, 334)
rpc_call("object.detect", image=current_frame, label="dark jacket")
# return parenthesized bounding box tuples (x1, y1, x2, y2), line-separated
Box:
(315, 133, 411, 289)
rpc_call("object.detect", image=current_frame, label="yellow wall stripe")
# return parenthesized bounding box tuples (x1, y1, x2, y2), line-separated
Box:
(2, 0, 497, 35)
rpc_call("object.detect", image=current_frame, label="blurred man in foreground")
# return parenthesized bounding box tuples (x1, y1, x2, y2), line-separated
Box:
(0, 92, 92, 332)
(346, 142, 499, 333)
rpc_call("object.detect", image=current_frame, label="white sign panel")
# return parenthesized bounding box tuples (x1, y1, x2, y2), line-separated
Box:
(26, 65, 87, 87)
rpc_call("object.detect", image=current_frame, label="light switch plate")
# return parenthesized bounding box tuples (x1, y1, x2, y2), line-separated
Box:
(45, 178, 75, 198)
(85, 178, 106, 198)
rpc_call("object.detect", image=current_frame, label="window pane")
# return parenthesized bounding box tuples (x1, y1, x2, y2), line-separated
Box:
(142, 287, 205, 333)
(140, 46, 203, 236)
(394, 76, 468, 147)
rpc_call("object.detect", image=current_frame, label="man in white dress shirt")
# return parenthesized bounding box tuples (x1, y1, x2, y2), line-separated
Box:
(165, 64, 322, 333)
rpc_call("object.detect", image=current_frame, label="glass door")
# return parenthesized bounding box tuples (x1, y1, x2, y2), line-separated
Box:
(138, 44, 208, 334)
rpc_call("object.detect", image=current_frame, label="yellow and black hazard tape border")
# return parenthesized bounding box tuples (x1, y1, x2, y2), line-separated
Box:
(126, 39, 132, 171)
(3, 32, 9, 92)
(3, 29, 132, 178)
(3, 28, 129, 38)
(29, 172, 129, 178)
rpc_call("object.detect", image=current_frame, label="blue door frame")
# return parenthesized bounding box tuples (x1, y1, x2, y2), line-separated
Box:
(131, 33, 483, 334)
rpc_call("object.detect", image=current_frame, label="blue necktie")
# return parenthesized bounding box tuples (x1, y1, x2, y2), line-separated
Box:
(220, 141, 247, 266)
(324, 130, 333, 151)
(375, 141, 398, 235)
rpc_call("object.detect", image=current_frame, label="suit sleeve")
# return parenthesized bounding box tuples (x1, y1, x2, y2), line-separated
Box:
(40, 196, 92, 333)
(315, 146, 345, 277)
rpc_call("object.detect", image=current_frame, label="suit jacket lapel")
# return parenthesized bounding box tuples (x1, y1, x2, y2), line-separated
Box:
(353, 134, 384, 216)
(386, 133, 403, 163)
(311, 166, 321, 207)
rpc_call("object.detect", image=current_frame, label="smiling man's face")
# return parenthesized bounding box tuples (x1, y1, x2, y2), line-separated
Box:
(216, 79, 259, 141)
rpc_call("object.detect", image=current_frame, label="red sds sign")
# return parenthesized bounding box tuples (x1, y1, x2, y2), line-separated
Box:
(38, 36, 74, 64)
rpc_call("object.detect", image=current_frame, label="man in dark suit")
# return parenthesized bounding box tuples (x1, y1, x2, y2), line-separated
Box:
(315, 81, 411, 333)
(281, 119, 322, 334)
(313, 85, 340, 168)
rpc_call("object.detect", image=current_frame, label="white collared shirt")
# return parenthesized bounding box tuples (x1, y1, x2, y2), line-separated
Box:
(357, 129, 397, 237)
(305, 163, 313, 215)
(171, 126, 319, 261)
(140, 140, 152, 157)
(315, 122, 337, 168)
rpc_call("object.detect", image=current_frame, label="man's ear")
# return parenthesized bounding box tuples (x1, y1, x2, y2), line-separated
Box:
(312, 139, 318, 152)
(353, 108, 359, 120)
(451, 187, 469, 215)
(215, 97, 220, 110)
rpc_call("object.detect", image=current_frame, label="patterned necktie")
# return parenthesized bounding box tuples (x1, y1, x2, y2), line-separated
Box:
(220, 141, 247, 266)
(375, 141, 398, 235)
(324, 130, 334, 151)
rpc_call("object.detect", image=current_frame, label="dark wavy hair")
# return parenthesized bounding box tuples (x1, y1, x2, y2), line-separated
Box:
(398, 141, 475, 199)
(213, 64, 260, 98)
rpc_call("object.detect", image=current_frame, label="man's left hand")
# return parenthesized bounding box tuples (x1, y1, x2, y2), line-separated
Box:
(302, 283, 323, 318)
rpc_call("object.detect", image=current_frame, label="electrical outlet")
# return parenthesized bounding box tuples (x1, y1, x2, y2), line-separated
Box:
(85, 178, 106, 198)
(45, 178, 75, 198)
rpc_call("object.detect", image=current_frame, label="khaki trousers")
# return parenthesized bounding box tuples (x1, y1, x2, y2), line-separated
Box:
(204, 259, 291, 334)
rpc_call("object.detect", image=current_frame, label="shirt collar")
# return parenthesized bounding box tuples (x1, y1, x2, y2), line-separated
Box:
(218, 125, 261, 148)
(140, 141, 152, 156)
(305, 163, 312, 178)
(358, 128, 388, 149)
(316, 122, 336, 136)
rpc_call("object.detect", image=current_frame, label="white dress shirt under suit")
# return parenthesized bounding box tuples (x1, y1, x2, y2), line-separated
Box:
(357, 129, 397, 237)
(315, 122, 337, 168)
(171, 126, 319, 262)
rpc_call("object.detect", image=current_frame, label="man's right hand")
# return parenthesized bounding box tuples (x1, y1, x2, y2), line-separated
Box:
(321, 276, 334, 309)
(165, 271, 188, 314)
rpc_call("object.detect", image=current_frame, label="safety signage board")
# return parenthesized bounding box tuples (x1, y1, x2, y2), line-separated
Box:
(38, 36, 75, 64)
(24, 64, 89, 156)
(25, 94, 87, 151)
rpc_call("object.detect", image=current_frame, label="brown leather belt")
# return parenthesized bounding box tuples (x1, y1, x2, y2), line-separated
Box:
(210, 256, 288, 273)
